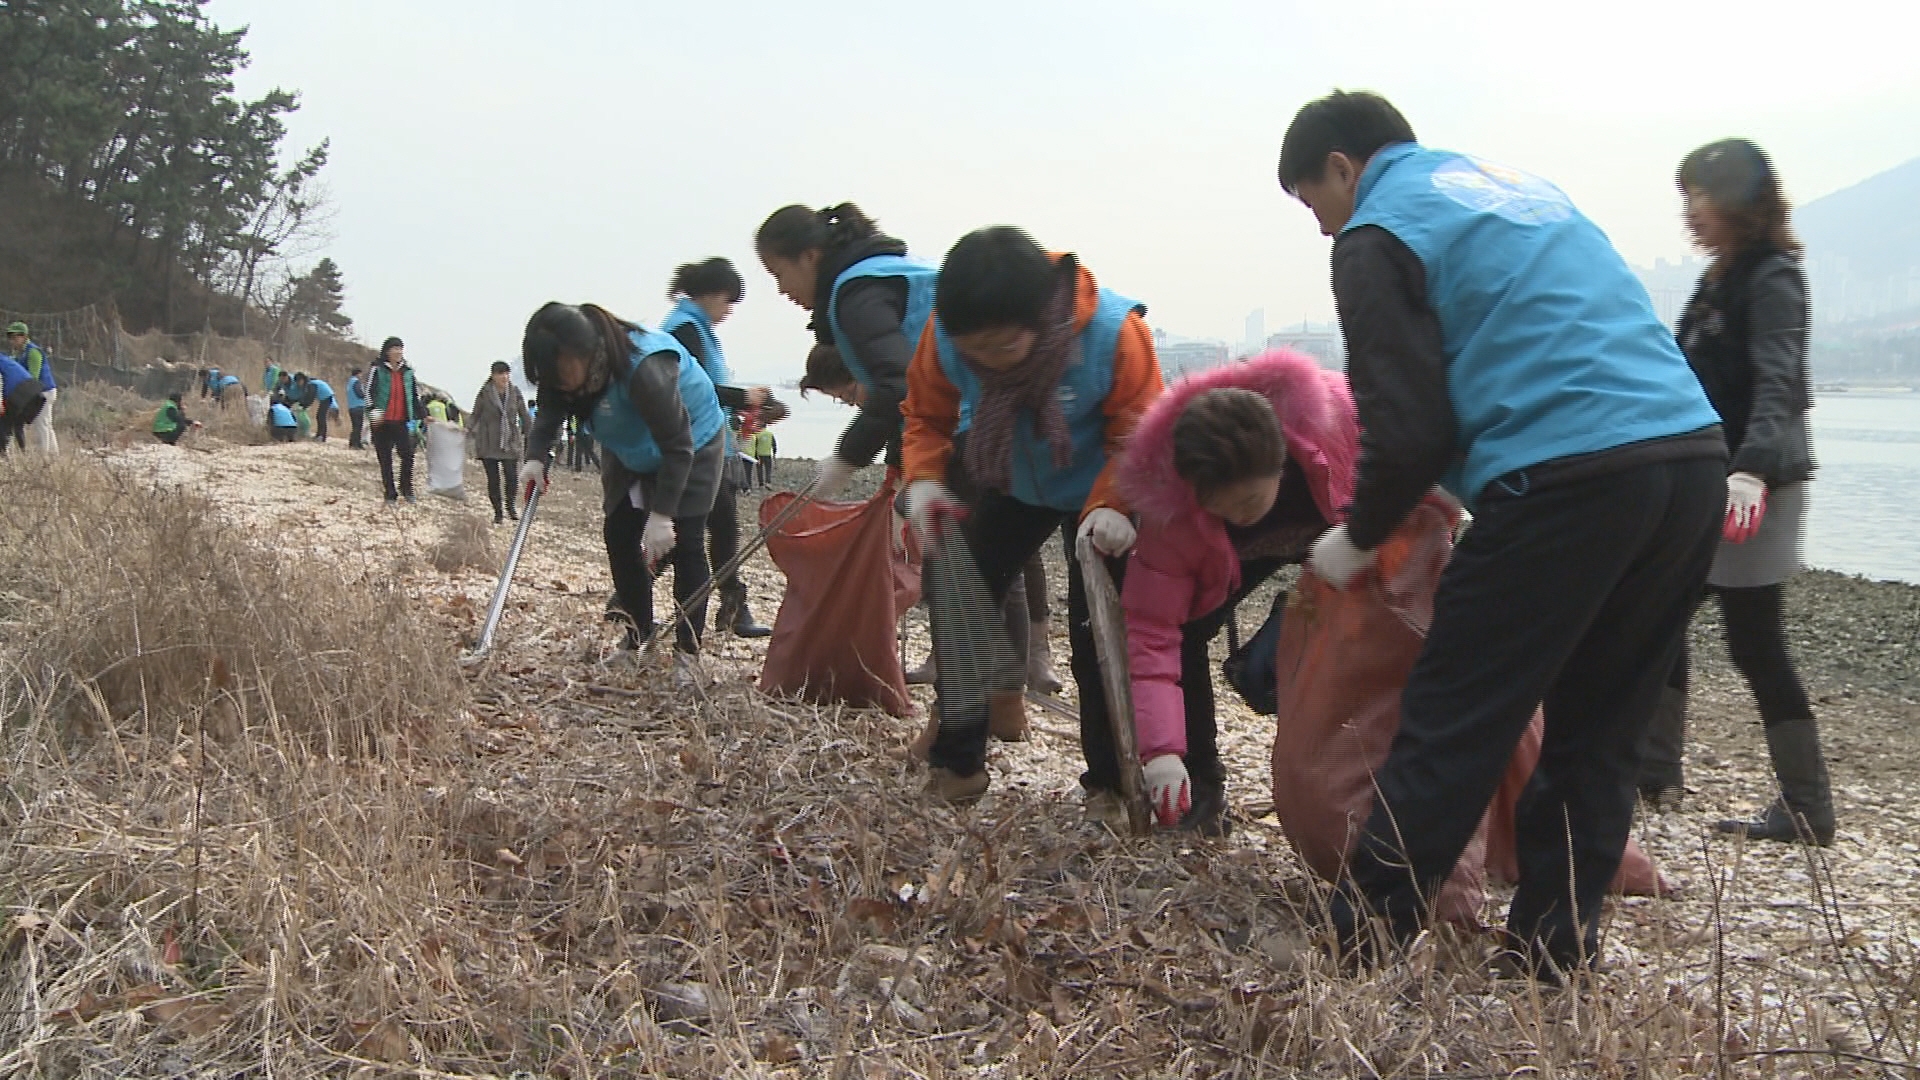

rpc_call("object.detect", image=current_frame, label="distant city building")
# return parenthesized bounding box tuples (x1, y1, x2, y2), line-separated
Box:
(1153, 329, 1231, 378)
(1265, 322, 1344, 370)
(1632, 255, 1705, 327)
(1243, 309, 1265, 355)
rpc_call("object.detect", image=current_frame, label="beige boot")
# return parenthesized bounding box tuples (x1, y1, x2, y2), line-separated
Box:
(926, 766, 989, 803)
(907, 707, 940, 761)
(988, 690, 1029, 742)
(1026, 622, 1064, 695)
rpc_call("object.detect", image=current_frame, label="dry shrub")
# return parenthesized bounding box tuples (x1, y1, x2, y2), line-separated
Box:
(0, 456, 459, 752)
(46, 380, 155, 448)
(431, 513, 496, 573)
(195, 393, 271, 446)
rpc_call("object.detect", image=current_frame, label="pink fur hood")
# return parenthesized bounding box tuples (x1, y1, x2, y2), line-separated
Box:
(1120, 348, 1358, 528)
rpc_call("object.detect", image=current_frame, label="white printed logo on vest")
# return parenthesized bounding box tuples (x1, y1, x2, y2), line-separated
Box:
(1431, 157, 1573, 226)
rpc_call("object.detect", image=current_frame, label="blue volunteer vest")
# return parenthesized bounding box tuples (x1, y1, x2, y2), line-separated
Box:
(588, 327, 724, 474)
(269, 402, 296, 428)
(660, 295, 735, 453)
(825, 254, 938, 391)
(1344, 144, 1720, 509)
(934, 287, 1145, 512)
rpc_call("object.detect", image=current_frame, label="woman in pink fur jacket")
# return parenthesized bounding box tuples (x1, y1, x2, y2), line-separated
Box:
(1119, 349, 1360, 833)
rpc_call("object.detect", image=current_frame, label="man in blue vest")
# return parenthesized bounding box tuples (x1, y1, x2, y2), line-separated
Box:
(1277, 91, 1727, 978)
(5, 322, 56, 455)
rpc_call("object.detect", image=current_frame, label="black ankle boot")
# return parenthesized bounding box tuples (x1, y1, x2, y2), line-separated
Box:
(1716, 719, 1836, 846)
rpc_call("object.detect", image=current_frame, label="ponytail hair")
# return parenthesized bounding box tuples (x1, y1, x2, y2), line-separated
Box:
(755, 202, 881, 262)
(667, 257, 745, 303)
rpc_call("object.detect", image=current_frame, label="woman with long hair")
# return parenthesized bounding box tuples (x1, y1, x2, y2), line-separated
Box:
(661, 257, 778, 638)
(519, 302, 727, 671)
(1639, 138, 1832, 844)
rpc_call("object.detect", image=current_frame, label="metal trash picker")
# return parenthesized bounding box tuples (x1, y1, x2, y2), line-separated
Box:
(464, 488, 540, 662)
(641, 478, 821, 655)
(1076, 535, 1153, 836)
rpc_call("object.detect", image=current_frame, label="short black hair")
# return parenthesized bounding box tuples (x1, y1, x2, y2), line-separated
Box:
(799, 342, 854, 395)
(668, 257, 745, 304)
(935, 226, 1058, 337)
(490, 360, 512, 375)
(1277, 91, 1416, 194)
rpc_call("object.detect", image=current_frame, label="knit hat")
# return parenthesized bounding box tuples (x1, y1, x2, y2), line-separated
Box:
(5, 322, 26, 336)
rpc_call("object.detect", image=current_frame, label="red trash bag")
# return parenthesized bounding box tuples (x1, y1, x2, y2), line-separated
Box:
(757, 484, 921, 717)
(1269, 502, 1490, 925)
(1484, 718, 1675, 897)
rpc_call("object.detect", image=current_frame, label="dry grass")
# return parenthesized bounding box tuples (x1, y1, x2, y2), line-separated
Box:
(0, 451, 1914, 1077)
(431, 514, 496, 575)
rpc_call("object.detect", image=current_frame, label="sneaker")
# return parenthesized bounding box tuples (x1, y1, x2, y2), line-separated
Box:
(384, 495, 399, 506)
(404, 495, 418, 505)
(925, 767, 989, 803)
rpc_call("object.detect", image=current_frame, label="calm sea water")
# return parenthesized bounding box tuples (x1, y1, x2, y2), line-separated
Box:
(774, 391, 1920, 584)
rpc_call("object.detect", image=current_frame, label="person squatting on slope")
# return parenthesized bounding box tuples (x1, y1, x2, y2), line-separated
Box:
(267, 395, 300, 443)
(661, 257, 780, 638)
(368, 337, 424, 503)
(152, 391, 201, 444)
(900, 226, 1164, 812)
(470, 361, 534, 525)
(773, 207, 1068, 694)
(4, 322, 57, 456)
(1636, 138, 1834, 845)
(1120, 350, 1359, 836)
(1278, 91, 1727, 977)
(0, 349, 48, 455)
(520, 303, 725, 669)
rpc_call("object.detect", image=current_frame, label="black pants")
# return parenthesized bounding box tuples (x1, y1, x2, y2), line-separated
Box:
(1175, 556, 1287, 788)
(270, 427, 296, 443)
(314, 404, 331, 441)
(928, 490, 1123, 790)
(707, 473, 745, 608)
(757, 455, 773, 487)
(348, 407, 366, 448)
(1330, 456, 1724, 967)
(2, 387, 44, 452)
(571, 433, 600, 471)
(605, 502, 711, 655)
(156, 428, 184, 445)
(371, 422, 415, 499)
(482, 458, 518, 519)
(1671, 583, 1812, 726)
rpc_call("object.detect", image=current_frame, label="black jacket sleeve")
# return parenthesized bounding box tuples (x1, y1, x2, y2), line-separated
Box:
(1732, 257, 1814, 483)
(525, 394, 565, 463)
(1332, 225, 1460, 551)
(832, 276, 912, 467)
(628, 349, 696, 514)
(669, 323, 751, 411)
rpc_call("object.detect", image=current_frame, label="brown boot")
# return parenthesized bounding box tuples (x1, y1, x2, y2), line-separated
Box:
(988, 690, 1029, 742)
(926, 766, 989, 803)
(907, 708, 940, 761)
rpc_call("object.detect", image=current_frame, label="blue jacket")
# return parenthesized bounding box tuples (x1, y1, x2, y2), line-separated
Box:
(589, 327, 725, 474)
(309, 379, 335, 406)
(1, 354, 34, 398)
(932, 286, 1145, 512)
(827, 254, 937, 392)
(345, 375, 368, 409)
(661, 296, 735, 453)
(1345, 143, 1721, 507)
(269, 402, 297, 428)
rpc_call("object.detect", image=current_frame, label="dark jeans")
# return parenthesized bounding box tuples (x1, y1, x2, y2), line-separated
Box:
(570, 432, 600, 471)
(371, 422, 415, 499)
(156, 428, 185, 445)
(1176, 556, 1287, 787)
(1330, 456, 1725, 968)
(707, 473, 744, 605)
(348, 407, 366, 448)
(314, 404, 331, 440)
(482, 458, 518, 518)
(928, 490, 1124, 790)
(3, 387, 44, 452)
(1670, 583, 1812, 727)
(757, 455, 774, 487)
(605, 502, 711, 654)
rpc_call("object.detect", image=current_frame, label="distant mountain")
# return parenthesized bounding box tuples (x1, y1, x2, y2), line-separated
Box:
(1798, 155, 1920, 325)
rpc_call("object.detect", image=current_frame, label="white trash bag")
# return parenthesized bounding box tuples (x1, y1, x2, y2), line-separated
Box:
(246, 394, 268, 427)
(426, 423, 468, 499)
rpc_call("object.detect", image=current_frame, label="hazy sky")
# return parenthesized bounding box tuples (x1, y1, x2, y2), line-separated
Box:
(207, 0, 1920, 395)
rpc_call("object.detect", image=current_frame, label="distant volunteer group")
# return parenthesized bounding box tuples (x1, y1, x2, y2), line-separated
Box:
(495, 90, 1823, 977)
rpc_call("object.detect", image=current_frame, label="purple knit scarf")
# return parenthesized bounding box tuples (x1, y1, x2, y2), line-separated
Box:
(960, 271, 1077, 495)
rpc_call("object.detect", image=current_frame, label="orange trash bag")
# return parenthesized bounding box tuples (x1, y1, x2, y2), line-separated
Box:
(757, 483, 921, 717)
(1268, 502, 1490, 925)
(1484, 720, 1675, 897)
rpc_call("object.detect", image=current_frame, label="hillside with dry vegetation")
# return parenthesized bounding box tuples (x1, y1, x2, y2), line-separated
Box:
(0, 432, 1915, 1077)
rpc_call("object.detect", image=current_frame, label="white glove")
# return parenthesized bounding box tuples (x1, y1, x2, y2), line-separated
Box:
(1142, 755, 1192, 827)
(904, 480, 961, 544)
(890, 508, 910, 560)
(812, 456, 855, 501)
(1723, 471, 1768, 545)
(641, 512, 676, 566)
(518, 459, 548, 501)
(1307, 524, 1376, 590)
(1077, 507, 1137, 557)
